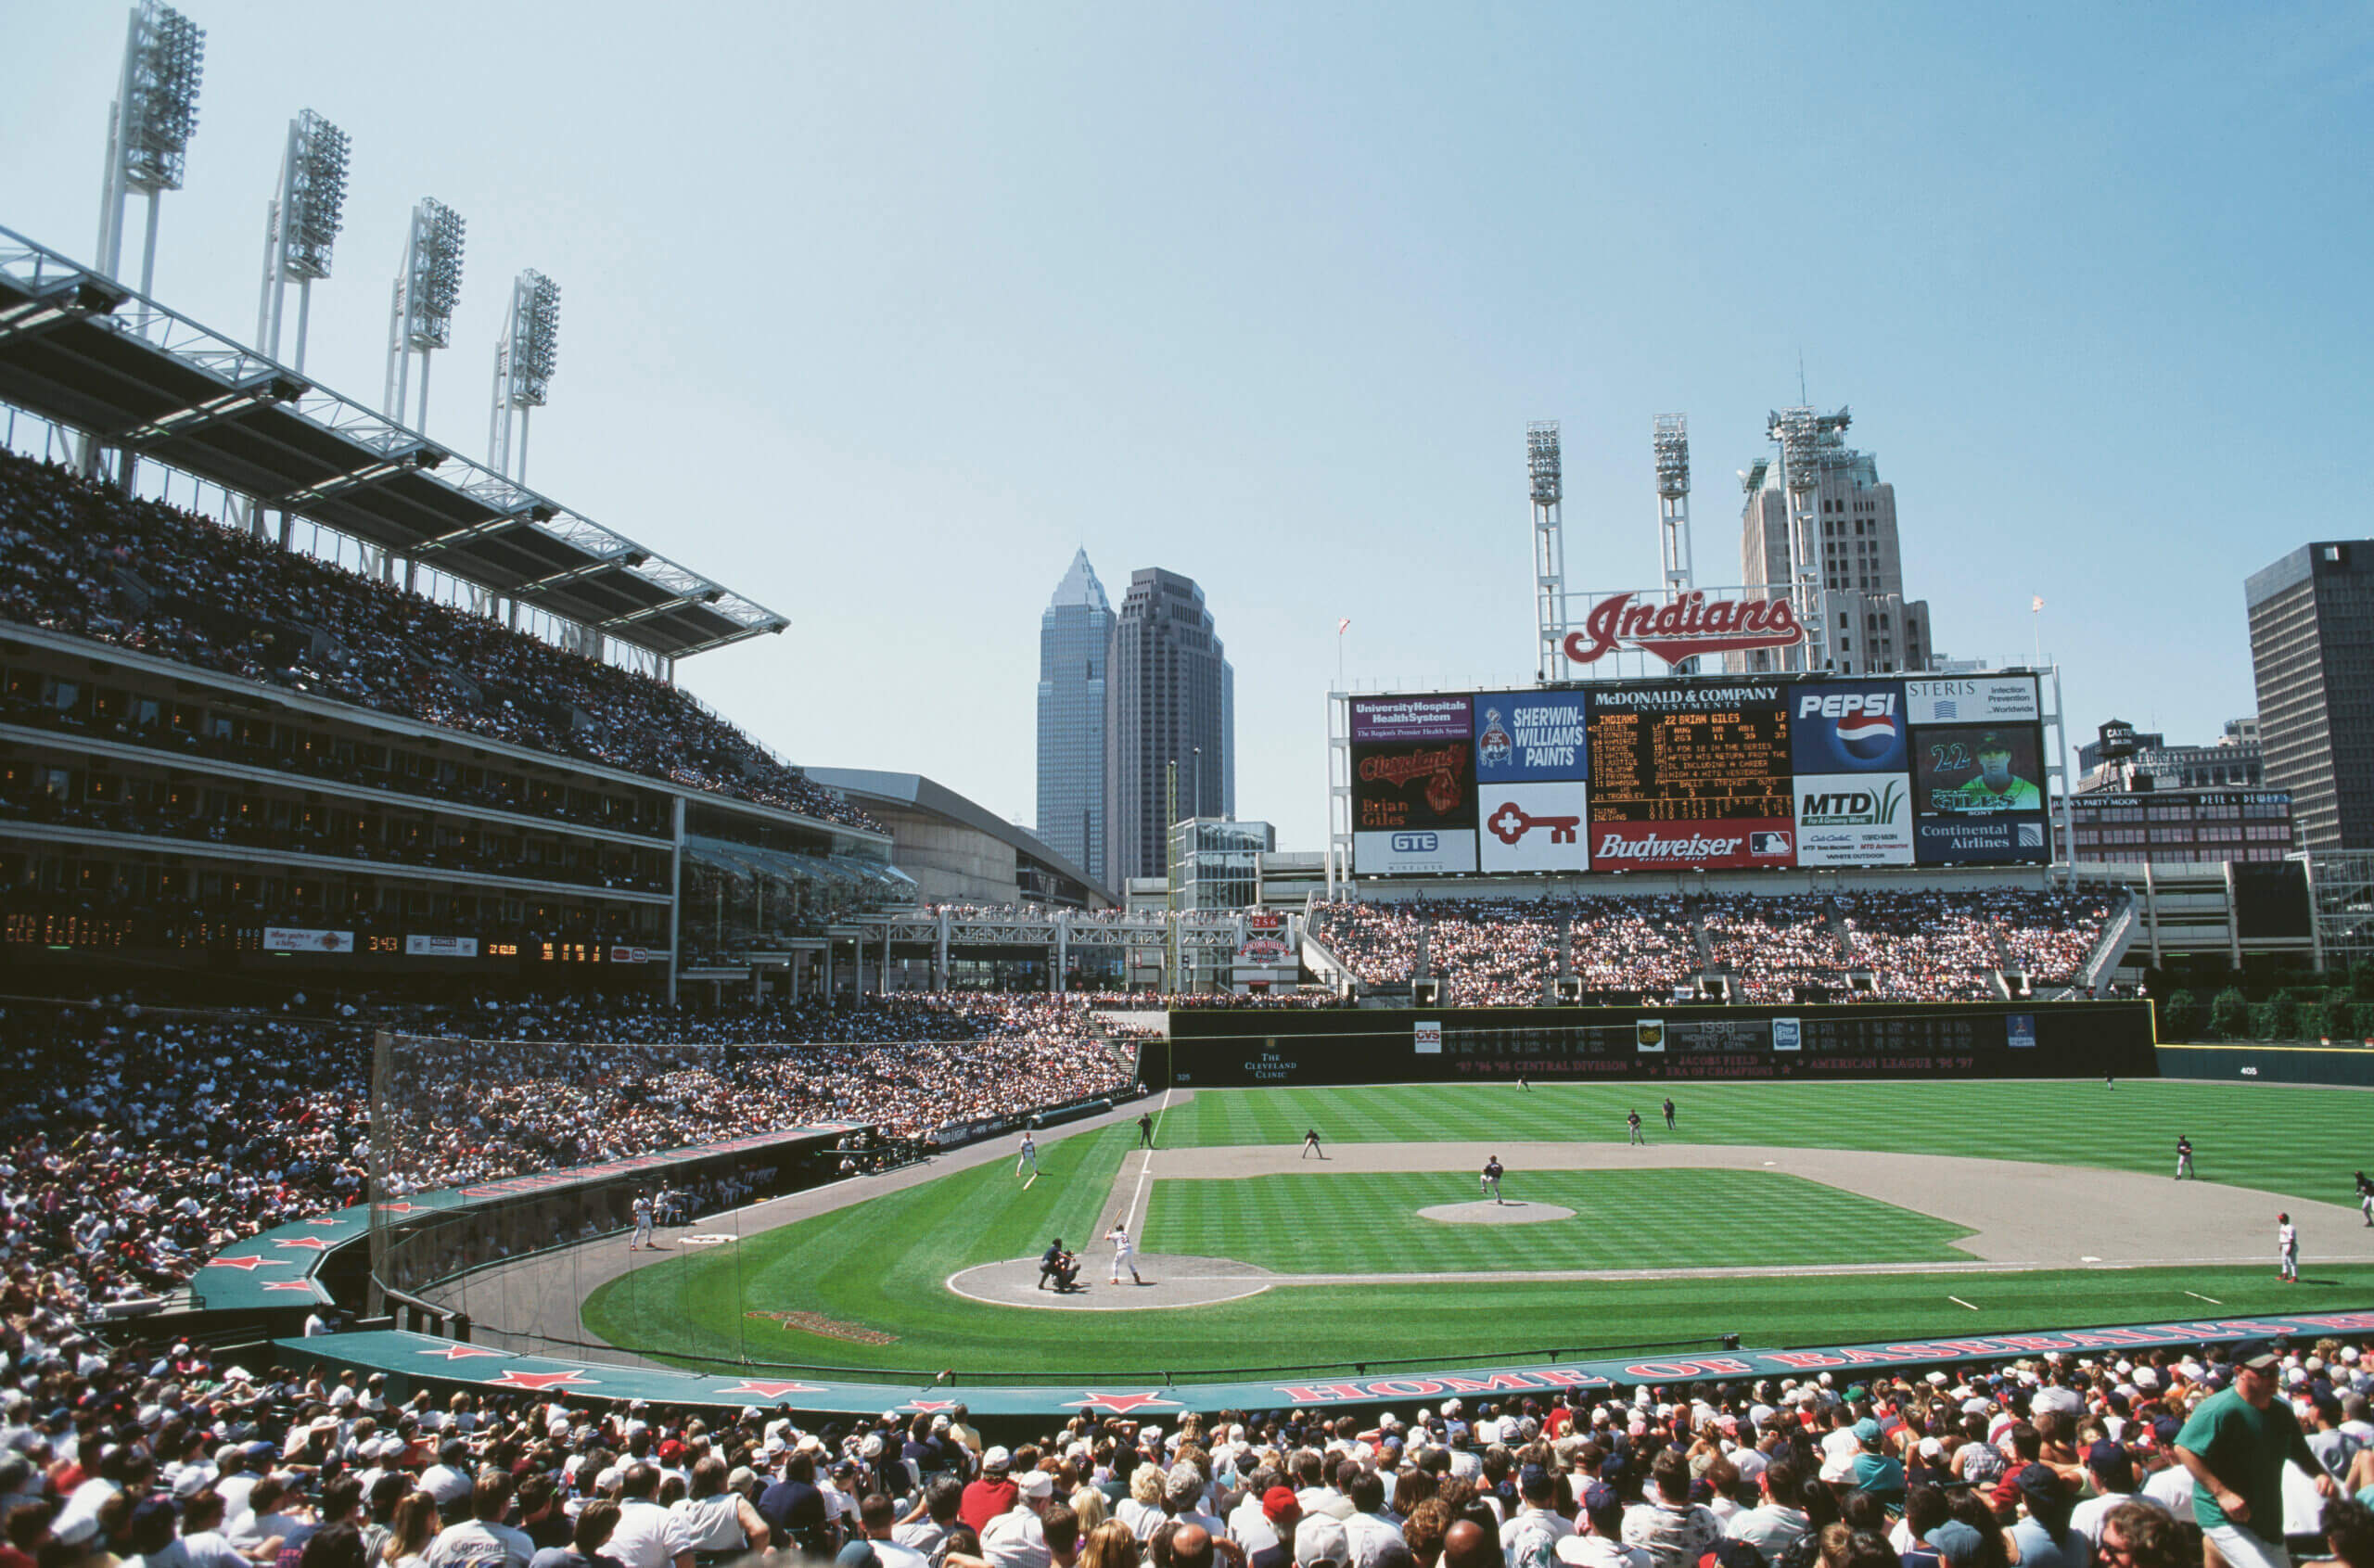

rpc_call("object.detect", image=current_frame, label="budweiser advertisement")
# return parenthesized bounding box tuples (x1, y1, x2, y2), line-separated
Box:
(1346, 671, 2046, 877)
(1564, 591, 1805, 668)
(1592, 819, 1798, 871)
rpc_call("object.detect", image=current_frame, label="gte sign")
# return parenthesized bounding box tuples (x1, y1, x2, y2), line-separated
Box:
(1564, 591, 1805, 668)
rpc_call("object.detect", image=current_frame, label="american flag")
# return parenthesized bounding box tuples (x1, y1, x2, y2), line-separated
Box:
(1337, 618, 1350, 635)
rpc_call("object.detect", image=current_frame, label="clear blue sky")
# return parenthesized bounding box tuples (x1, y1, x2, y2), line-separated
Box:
(6, 4, 2369, 855)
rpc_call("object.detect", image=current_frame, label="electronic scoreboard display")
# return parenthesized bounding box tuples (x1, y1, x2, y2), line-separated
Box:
(1347, 673, 2046, 875)
(1586, 685, 1792, 821)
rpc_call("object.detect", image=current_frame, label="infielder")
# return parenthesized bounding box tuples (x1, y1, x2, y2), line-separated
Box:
(1627, 1109, 1645, 1146)
(1106, 1222, 1144, 1285)
(2176, 1135, 2194, 1180)
(2278, 1212, 2299, 1281)
(1016, 1131, 1038, 1178)
(1301, 1128, 1324, 1160)
(2356, 1170, 2373, 1227)
(1481, 1156, 1505, 1205)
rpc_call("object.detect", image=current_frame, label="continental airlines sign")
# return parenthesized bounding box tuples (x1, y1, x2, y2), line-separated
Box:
(1564, 591, 1805, 668)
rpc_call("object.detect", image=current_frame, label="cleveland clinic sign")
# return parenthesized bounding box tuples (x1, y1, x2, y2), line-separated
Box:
(1563, 590, 1806, 668)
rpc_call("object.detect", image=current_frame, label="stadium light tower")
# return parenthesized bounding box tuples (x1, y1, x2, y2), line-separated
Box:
(1653, 414, 1695, 674)
(1653, 414, 1692, 595)
(254, 108, 351, 372)
(488, 269, 561, 482)
(1768, 403, 1850, 673)
(94, 0, 206, 295)
(1528, 421, 1565, 682)
(384, 199, 465, 429)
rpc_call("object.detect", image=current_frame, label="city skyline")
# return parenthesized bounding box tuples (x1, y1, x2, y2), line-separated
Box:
(4, 5, 2368, 849)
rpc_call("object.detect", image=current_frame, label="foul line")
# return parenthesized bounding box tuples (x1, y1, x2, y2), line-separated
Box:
(2186, 1290, 2224, 1305)
(1949, 1295, 1979, 1311)
(1120, 1085, 1174, 1235)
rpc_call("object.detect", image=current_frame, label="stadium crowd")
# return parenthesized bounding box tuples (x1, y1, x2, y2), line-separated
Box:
(0, 452, 877, 834)
(0, 994, 1141, 1321)
(1310, 891, 2115, 1007)
(5, 1327, 2371, 1568)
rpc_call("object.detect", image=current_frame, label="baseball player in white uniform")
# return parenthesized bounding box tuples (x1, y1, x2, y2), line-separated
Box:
(1016, 1131, 1039, 1178)
(629, 1191, 654, 1250)
(1106, 1223, 1143, 1285)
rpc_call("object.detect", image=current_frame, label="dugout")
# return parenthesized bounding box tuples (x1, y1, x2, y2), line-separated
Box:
(1160, 1000, 2157, 1087)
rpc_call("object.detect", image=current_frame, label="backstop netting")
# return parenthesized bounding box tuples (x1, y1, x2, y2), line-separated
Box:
(367, 1026, 1139, 1373)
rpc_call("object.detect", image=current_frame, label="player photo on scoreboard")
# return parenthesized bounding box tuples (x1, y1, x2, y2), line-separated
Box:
(1912, 723, 2045, 815)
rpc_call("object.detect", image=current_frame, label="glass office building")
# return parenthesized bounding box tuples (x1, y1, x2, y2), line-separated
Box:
(1035, 550, 1113, 886)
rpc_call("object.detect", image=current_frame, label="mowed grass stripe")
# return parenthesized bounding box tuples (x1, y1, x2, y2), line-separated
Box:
(579, 1080, 2374, 1380)
(1141, 1169, 1974, 1274)
(1155, 1080, 2372, 1203)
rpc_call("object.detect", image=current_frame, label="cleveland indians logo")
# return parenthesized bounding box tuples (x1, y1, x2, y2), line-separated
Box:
(1487, 799, 1581, 846)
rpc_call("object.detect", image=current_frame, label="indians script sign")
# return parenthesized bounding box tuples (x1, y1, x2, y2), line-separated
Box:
(1564, 591, 1805, 668)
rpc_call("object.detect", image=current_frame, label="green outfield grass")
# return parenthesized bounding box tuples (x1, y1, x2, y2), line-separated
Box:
(578, 1078, 2374, 1381)
(1142, 1168, 1974, 1273)
(1153, 1079, 2374, 1203)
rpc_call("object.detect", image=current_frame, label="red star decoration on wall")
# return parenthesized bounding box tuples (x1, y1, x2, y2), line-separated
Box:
(262, 1281, 321, 1294)
(900, 1399, 960, 1412)
(1061, 1392, 1181, 1414)
(483, 1370, 600, 1392)
(274, 1237, 333, 1251)
(203, 1256, 290, 1271)
(418, 1345, 507, 1360)
(375, 1203, 420, 1214)
(718, 1381, 826, 1398)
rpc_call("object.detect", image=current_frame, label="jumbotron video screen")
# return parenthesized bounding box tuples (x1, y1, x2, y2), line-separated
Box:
(1350, 673, 2050, 876)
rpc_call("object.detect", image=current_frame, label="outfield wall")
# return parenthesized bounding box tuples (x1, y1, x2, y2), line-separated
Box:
(1165, 1001, 2156, 1087)
(2155, 1042, 2374, 1088)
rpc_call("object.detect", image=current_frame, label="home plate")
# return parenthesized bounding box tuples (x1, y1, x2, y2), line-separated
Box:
(2082, 1256, 2101, 1263)
(1418, 1201, 1576, 1225)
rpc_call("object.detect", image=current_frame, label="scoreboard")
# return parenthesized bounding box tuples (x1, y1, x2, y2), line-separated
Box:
(1349, 673, 2049, 876)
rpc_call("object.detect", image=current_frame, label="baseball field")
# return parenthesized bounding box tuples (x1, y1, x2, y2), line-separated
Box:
(578, 1078, 2374, 1380)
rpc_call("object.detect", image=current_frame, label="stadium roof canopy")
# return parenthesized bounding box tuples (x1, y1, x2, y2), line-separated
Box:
(805, 767, 1115, 905)
(0, 224, 785, 661)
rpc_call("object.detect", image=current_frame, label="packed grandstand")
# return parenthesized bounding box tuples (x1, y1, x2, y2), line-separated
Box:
(0, 450, 879, 834)
(1307, 890, 2116, 1007)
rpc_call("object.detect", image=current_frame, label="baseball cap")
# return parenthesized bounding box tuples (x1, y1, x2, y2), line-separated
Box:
(1016, 1471, 1054, 1498)
(1263, 1485, 1302, 1524)
(1518, 1463, 1553, 1499)
(1928, 1522, 1985, 1568)
(2234, 1340, 2282, 1372)
(2085, 1440, 2134, 1491)
(1295, 1518, 1350, 1568)
(1852, 1418, 1883, 1448)
(982, 1446, 1013, 1472)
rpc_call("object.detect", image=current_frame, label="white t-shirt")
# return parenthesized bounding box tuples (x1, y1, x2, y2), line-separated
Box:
(606, 1498, 693, 1568)
(981, 1505, 1050, 1568)
(1228, 1497, 1281, 1555)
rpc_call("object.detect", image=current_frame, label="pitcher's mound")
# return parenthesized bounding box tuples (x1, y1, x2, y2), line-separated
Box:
(1419, 1201, 1576, 1225)
(946, 1255, 1273, 1310)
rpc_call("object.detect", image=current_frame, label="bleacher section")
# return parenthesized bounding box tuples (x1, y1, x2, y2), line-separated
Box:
(1308, 887, 2119, 1006)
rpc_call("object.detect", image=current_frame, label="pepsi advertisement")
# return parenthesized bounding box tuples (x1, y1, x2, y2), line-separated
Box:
(1790, 682, 1914, 867)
